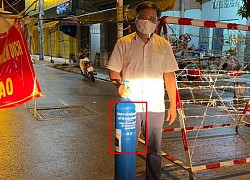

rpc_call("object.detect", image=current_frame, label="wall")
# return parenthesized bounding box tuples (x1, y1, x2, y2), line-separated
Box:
(174, 0, 201, 10)
(201, 0, 247, 60)
(100, 23, 113, 67)
(163, 0, 248, 60)
(32, 27, 77, 59)
(201, 0, 244, 21)
(90, 24, 101, 65)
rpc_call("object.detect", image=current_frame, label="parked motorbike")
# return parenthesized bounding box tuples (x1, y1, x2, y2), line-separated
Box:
(79, 57, 96, 82)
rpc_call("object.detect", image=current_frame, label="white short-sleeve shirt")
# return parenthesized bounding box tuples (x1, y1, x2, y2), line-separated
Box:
(106, 32, 179, 112)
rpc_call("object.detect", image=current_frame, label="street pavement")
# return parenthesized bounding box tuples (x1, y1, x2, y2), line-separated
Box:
(0, 55, 249, 179)
(31, 55, 111, 82)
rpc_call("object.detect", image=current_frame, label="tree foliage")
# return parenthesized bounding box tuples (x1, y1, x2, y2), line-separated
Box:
(238, 0, 250, 19)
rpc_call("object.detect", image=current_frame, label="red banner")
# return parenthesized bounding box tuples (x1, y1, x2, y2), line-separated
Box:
(0, 19, 42, 109)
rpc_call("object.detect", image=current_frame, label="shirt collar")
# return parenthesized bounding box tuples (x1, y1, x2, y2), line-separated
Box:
(134, 32, 155, 43)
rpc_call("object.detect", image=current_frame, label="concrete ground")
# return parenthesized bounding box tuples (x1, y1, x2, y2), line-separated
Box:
(37, 55, 250, 179)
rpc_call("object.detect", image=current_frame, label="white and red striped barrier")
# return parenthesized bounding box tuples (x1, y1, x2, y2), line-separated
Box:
(192, 157, 250, 172)
(243, 103, 250, 114)
(159, 16, 250, 31)
(162, 122, 249, 132)
(138, 138, 191, 171)
(140, 89, 250, 178)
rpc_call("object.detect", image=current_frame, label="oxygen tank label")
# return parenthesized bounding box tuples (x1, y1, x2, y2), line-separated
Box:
(115, 129, 121, 152)
(117, 112, 136, 130)
(109, 100, 148, 155)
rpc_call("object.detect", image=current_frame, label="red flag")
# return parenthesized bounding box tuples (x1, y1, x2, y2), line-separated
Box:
(0, 19, 42, 108)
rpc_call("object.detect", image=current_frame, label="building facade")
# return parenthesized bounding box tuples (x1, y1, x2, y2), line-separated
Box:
(163, 0, 248, 61)
(25, 0, 249, 65)
(25, 0, 85, 60)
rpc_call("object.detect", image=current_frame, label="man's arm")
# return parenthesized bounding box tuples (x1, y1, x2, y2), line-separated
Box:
(109, 70, 130, 98)
(164, 72, 177, 125)
(109, 70, 122, 88)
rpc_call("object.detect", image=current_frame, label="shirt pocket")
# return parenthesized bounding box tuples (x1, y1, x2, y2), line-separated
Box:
(151, 54, 165, 72)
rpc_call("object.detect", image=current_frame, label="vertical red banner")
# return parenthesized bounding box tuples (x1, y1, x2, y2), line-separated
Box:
(0, 19, 42, 108)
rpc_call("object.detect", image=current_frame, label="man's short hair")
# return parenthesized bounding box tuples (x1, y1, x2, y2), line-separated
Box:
(136, 1, 161, 18)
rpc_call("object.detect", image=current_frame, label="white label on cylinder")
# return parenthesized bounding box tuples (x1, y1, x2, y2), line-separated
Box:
(115, 129, 122, 152)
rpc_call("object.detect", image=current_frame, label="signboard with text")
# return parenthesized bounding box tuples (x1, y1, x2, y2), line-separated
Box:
(213, 0, 241, 9)
(0, 20, 42, 109)
(56, 0, 72, 14)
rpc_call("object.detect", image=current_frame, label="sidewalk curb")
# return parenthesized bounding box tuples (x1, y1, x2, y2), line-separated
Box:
(33, 58, 111, 82)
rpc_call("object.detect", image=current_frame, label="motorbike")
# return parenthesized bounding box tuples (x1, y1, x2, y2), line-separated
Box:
(79, 57, 96, 82)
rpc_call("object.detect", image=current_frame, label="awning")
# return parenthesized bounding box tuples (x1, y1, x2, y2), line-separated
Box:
(72, 0, 176, 24)
(126, 0, 176, 21)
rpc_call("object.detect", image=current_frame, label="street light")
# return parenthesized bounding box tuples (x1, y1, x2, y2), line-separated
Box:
(1, 0, 3, 10)
(117, 0, 123, 40)
(38, 0, 44, 60)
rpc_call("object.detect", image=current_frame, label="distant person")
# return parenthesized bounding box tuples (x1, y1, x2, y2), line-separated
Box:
(79, 53, 90, 76)
(219, 50, 241, 71)
(106, 1, 179, 179)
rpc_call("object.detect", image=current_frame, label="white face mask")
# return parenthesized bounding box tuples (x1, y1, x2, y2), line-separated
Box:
(135, 19, 157, 36)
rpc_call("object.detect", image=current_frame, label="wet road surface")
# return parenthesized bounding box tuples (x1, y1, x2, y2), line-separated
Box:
(0, 63, 249, 179)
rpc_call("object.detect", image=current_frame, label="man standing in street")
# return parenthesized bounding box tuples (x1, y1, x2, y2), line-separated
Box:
(106, 1, 179, 179)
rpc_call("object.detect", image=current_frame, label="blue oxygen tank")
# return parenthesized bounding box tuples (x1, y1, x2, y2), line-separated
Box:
(115, 97, 136, 180)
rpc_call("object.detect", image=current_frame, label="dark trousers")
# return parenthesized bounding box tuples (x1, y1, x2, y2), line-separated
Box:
(136, 112, 165, 180)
